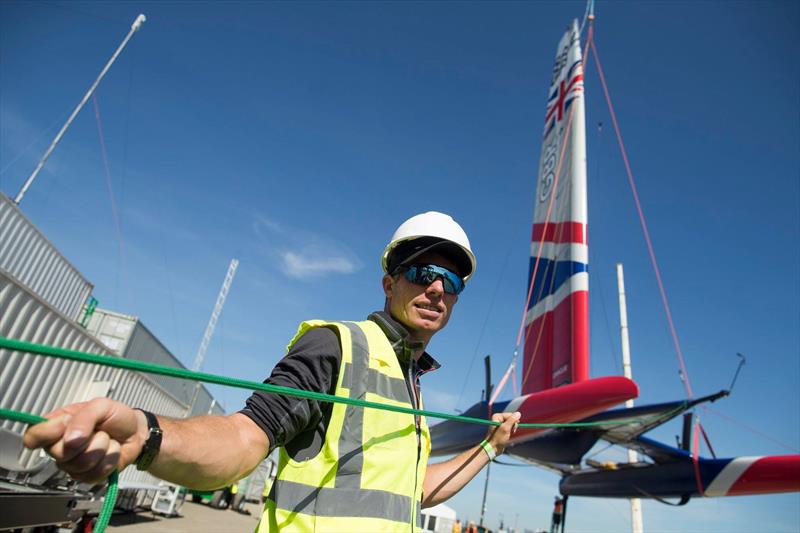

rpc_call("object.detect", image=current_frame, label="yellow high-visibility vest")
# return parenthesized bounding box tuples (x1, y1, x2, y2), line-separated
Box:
(258, 320, 431, 532)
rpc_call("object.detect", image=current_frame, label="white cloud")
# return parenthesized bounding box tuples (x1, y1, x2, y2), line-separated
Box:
(281, 248, 360, 279)
(252, 214, 285, 238)
(252, 212, 362, 281)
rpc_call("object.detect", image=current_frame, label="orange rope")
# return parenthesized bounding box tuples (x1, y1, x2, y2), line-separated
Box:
(691, 417, 706, 496)
(589, 37, 694, 399)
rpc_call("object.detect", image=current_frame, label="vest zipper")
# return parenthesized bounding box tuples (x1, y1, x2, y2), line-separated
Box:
(405, 361, 421, 531)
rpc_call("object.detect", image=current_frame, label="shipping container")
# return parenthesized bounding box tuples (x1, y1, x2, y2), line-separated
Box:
(0, 270, 221, 493)
(0, 192, 93, 320)
(85, 308, 223, 418)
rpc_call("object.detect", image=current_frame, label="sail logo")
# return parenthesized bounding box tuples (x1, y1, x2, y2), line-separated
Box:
(544, 64, 584, 137)
(539, 138, 559, 202)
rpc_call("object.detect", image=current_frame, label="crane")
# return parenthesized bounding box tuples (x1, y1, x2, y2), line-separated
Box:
(185, 258, 238, 416)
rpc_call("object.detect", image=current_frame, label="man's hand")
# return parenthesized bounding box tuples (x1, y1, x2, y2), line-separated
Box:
(23, 398, 148, 485)
(485, 411, 521, 455)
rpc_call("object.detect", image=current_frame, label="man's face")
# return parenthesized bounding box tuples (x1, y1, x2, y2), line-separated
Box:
(382, 251, 460, 345)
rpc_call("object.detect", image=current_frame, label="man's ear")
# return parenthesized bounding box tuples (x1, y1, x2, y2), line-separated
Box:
(382, 274, 394, 298)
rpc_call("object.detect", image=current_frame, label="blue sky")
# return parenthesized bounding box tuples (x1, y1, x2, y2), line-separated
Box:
(1, 1, 798, 531)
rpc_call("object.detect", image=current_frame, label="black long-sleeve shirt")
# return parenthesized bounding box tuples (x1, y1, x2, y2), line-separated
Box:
(239, 311, 440, 460)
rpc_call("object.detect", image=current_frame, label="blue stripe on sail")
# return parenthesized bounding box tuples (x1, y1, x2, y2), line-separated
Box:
(527, 258, 587, 310)
(566, 59, 582, 78)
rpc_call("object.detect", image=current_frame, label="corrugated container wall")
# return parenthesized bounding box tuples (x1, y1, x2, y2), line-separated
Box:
(0, 191, 93, 320)
(0, 271, 219, 490)
(86, 308, 223, 417)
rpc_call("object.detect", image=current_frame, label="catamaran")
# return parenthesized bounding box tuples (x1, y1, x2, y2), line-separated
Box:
(430, 13, 800, 506)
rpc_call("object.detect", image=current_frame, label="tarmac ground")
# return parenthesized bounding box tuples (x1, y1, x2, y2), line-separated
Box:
(106, 500, 263, 532)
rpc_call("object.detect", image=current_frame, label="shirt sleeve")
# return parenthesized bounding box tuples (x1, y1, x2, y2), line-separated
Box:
(239, 326, 341, 451)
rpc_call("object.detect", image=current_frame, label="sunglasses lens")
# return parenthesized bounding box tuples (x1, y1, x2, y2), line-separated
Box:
(404, 265, 464, 294)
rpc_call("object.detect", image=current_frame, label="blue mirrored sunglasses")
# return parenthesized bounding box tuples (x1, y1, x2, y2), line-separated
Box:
(403, 264, 465, 295)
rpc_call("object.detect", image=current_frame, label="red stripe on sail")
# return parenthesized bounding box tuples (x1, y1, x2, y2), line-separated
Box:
(532, 222, 586, 244)
(522, 290, 589, 395)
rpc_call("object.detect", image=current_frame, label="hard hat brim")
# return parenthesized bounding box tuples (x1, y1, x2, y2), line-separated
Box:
(386, 237, 474, 279)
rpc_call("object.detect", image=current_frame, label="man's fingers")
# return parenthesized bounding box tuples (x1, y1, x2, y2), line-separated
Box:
(61, 399, 116, 449)
(71, 438, 121, 485)
(57, 431, 111, 475)
(23, 414, 72, 450)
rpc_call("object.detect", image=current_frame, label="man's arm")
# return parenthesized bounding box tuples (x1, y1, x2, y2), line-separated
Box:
(422, 411, 520, 508)
(23, 398, 269, 489)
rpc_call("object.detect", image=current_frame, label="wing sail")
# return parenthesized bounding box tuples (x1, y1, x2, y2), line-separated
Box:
(524, 19, 589, 394)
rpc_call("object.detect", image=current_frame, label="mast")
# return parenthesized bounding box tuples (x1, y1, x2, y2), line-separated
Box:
(14, 14, 146, 205)
(616, 263, 644, 533)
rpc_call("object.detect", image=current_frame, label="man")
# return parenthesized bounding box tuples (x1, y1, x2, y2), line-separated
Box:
(550, 496, 564, 533)
(23, 211, 520, 531)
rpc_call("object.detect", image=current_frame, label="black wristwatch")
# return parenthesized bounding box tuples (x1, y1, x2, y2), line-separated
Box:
(135, 409, 163, 471)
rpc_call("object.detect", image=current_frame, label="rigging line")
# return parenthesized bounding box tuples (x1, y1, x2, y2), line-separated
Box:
(454, 244, 512, 410)
(153, 184, 183, 360)
(583, 440, 616, 460)
(92, 94, 127, 308)
(589, 37, 694, 399)
(589, 121, 621, 375)
(691, 416, 706, 496)
(119, 43, 136, 301)
(520, 217, 569, 387)
(518, 24, 594, 388)
(578, 0, 594, 36)
(705, 406, 800, 453)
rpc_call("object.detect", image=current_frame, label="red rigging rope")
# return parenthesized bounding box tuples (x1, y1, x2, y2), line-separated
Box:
(692, 417, 706, 496)
(707, 406, 800, 453)
(588, 37, 694, 399)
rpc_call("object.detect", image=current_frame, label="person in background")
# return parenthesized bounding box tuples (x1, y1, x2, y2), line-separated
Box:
(550, 496, 564, 533)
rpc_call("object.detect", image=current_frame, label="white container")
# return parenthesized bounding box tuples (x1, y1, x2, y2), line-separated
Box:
(0, 192, 93, 320)
(85, 308, 222, 417)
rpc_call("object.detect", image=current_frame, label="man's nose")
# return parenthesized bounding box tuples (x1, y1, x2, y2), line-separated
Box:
(426, 277, 445, 296)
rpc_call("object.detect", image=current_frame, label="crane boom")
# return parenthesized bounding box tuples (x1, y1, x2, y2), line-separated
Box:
(186, 258, 238, 415)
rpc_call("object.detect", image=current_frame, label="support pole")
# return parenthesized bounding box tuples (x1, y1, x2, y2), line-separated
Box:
(14, 14, 146, 205)
(479, 461, 490, 529)
(616, 263, 644, 533)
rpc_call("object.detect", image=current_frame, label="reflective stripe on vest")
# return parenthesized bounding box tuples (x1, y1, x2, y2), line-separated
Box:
(260, 320, 429, 532)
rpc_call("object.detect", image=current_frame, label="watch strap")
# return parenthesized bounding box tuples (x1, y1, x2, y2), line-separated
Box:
(135, 409, 162, 471)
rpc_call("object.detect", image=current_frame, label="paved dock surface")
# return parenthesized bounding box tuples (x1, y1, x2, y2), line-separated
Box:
(107, 500, 262, 532)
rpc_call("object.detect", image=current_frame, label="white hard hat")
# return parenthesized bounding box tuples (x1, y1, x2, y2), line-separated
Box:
(382, 211, 476, 281)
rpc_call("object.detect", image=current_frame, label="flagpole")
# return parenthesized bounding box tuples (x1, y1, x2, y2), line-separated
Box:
(14, 14, 146, 205)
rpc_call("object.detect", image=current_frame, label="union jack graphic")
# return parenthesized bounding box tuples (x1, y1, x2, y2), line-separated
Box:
(544, 60, 584, 137)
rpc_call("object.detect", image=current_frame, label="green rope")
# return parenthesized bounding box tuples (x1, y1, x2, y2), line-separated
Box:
(0, 335, 685, 531)
(0, 336, 682, 428)
(0, 408, 118, 533)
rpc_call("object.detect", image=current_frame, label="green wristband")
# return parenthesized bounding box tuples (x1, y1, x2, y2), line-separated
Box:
(479, 439, 496, 461)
